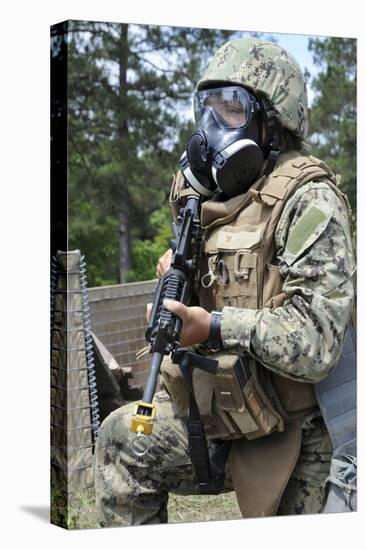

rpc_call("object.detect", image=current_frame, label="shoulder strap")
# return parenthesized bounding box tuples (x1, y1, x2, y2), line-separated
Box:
(254, 154, 336, 254)
(169, 171, 200, 220)
(265, 154, 336, 198)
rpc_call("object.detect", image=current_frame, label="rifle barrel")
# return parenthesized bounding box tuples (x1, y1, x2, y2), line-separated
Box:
(142, 351, 163, 403)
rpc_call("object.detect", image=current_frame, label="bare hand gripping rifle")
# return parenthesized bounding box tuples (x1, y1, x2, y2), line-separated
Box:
(130, 193, 203, 454)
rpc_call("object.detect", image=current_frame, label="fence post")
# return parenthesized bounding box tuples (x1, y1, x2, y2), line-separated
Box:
(50, 250, 100, 528)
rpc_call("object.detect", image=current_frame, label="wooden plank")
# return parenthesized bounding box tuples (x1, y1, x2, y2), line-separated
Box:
(88, 279, 158, 389)
(89, 303, 148, 323)
(88, 280, 157, 302)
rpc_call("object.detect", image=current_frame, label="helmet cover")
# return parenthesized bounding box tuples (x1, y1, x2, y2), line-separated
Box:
(197, 37, 309, 139)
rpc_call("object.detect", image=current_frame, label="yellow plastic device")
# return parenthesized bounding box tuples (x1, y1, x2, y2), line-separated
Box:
(131, 401, 157, 435)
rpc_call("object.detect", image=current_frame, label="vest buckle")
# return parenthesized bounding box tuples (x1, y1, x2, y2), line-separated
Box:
(201, 255, 218, 288)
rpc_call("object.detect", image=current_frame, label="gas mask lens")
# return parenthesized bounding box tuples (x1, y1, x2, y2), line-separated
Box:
(194, 86, 257, 129)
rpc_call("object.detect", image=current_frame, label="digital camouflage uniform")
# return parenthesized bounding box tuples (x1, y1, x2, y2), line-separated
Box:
(94, 180, 355, 526)
(94, 38, 355, 526)
(220, 181, 355, 384)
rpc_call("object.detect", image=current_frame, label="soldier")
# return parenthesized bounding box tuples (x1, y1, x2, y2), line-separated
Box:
(93, 37, 356, 526)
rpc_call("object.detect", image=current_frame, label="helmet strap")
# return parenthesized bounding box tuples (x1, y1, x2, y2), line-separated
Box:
(262, 106, 280, 148)
(258, 103, 281, 176)
(262, 149, 280, 176)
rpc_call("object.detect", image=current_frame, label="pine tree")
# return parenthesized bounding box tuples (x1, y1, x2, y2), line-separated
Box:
(307, 37, 356, 226)
(66, 21, 238, 284)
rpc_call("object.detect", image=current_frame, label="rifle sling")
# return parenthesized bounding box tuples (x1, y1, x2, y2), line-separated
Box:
(174, 348, 232, 495)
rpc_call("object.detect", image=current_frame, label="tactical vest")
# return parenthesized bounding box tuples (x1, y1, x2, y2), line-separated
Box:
(162, 151, 353, 442)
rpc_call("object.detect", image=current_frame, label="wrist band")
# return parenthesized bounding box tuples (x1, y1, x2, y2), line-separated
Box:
(208, 311, 222, 348)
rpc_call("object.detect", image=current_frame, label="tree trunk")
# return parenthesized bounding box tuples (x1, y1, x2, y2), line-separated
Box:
(117, 24, 131, 283)
(119, 210, 132, 283)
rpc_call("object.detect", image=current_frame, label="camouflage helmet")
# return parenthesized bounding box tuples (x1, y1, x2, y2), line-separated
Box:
(197, 37, 308, 139)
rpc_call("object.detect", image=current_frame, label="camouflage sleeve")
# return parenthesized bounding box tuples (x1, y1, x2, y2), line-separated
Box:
(220, 181, 356, 383)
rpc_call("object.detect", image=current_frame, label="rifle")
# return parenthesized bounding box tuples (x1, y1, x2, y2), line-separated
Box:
(130, 193, 203, 454)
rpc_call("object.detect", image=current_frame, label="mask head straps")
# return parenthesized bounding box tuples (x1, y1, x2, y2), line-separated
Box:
(256, 94, 282, 176)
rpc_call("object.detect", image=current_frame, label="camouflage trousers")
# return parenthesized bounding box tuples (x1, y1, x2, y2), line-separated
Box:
(93, 389, 332, 527)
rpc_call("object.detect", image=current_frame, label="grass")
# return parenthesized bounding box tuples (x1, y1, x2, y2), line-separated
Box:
(51, 486, 242, 529)
(51, 485, 99, 530)
(168, 492, 242, 524)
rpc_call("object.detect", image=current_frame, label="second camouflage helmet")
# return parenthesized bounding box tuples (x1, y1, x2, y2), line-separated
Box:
(197, 37, 309, 139)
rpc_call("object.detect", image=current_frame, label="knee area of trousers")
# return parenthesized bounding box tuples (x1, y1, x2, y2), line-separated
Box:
(97, 403, 136, 447)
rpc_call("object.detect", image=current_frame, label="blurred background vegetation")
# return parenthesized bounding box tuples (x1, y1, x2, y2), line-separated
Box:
(51, 22, 356, 286)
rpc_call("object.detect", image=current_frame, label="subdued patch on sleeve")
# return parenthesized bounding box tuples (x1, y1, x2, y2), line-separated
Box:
(283, 202, 333, 266)
(287, 205, 326, 255)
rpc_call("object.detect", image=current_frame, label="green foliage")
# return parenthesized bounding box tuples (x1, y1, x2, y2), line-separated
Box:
(65, 21, 241, 284)
(307, 37, 356, 228)
(64, 23, 279, 284)
(50, 484, 68, 529)
(64, 28, 358, 283)
(125, 206, 172, 282)
(68, 160, 120, 286)
(51, 484, 99, 530)
(69, 207, 119, 287)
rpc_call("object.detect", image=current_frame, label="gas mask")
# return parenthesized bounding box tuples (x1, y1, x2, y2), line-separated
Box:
(179, 86, 266, 198)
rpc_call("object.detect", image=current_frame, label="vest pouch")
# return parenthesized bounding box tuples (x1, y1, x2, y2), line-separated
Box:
(213, 252, 259, 309)
(210, 354, 285, 441)
(213, 354, 259, 439)
(160, 355, 190, 416)
(233, 250, 258, 309)
(160, 353, 238, 439)
(242, 360, 285, 439)
(199, 223, 265, 310)
(203, 249, 259, 310)
(270, 372, 317, 413)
